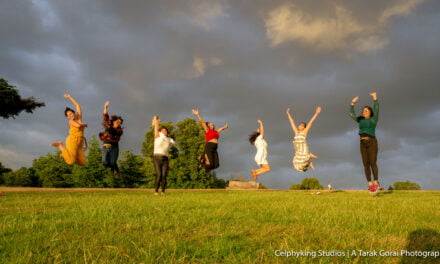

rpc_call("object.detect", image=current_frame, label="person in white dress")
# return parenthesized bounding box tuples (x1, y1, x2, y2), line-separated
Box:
(249, 120, 271, 181)
(286, 107, 321, 172)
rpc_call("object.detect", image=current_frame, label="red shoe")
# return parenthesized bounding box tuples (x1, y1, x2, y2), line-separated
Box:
(369, 184, 377, 194)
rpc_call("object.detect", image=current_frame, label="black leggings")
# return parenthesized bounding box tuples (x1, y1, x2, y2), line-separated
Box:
(360, 137, 378, 182)
(153, 155, 169, 192)
(204, 142, 219, 172)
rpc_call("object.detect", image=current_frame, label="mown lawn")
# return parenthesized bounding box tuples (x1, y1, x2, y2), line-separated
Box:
(0, 188, 439, 263)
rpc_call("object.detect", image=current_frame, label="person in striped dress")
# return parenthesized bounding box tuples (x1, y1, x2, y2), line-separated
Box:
(286, 107, 321, 172)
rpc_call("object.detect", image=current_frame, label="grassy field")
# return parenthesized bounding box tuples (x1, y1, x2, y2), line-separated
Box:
(0, 188, 439, 264)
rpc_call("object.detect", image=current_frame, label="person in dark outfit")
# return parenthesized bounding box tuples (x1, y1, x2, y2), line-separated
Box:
(192, 109, 228, 172)
(99, 101, 123, 178)
(349, 92, 382, 194)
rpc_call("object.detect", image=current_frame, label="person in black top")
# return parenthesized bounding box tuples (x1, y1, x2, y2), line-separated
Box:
(99, 101, 123, 178)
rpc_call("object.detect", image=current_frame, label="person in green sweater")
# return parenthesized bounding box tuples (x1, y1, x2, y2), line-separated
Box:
(349, 92, 381, 194)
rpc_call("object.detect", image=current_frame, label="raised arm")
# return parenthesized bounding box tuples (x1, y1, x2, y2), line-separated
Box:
(257, 120, 264, 137)
(304, 106, 321, 134)
(64, 94, 82, 120)
(286, 108, 298, 134)
(192, 109, 209, 133)
(349, 96, 359, 121)
(217, 123, 229, 133)
(103, 101, 110, 115)
(370, 92, 379, 123)
(152, 116, 160, 138)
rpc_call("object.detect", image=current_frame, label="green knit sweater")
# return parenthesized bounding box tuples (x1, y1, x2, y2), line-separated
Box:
(349, 100, 379, 137)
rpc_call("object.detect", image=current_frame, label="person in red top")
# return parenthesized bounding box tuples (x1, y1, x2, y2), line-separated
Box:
(192, 109, 229, 172)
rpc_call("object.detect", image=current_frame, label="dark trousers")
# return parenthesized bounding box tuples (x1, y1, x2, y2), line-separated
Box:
(102, 143, 119, 174)
(360, 137, 379, 182)
(153, 155, 169, 192)
(204, 142, 219, 172)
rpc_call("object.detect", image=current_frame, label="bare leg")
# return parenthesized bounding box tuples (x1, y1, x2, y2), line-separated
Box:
(250, 170, 257, 181)
(310, 153, 318, 159)
(204, 154, 210, 165)
(254, 164, 271, 180)
(309, 162, 315, 171)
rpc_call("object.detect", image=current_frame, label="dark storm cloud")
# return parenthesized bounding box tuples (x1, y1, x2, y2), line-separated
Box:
(1, 0, 439, 189)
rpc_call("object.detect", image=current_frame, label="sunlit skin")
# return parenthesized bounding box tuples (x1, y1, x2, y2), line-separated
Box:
(51, 94, 87, 152)
(251, 120, 271, 181)
(351, 92, 379, 188)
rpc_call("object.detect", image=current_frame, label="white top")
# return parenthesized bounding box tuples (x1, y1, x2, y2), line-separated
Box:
(154, 132, 175, 156)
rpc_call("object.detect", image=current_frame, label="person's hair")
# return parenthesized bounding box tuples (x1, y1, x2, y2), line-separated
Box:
(111, 115, 123, 124)
(357, 106, 374, 121)
(160, 127, 169, 134)
(64, 107, 75, 117)
(299, 122, 307, 128)
(249, 131, 260, 145)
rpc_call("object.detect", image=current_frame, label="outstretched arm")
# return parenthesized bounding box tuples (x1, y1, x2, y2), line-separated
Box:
(257, 120, 264, 137)
(286, 108, 298, 134)
(64, 94, 82, 120)
(370, 92, 379, 123)
(304, 106, 321, 134)
(349, 96, 359, 121)
(217, 123, 229, 133)
(152, 116, 160, 138)
(192, 109, 209, 133)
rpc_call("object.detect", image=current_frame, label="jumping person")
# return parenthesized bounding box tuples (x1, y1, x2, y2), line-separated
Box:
(191, 109, 228, 172)
(152, 116, 175, 195)
(349, 92, 381, 194)
(99, 101, 123, 178)
(286, 106, 321, 172)
(51, 94, 88, 165)
(249, 120, 271, 181)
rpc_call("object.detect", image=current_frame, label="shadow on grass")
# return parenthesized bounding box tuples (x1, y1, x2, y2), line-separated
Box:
(400, 229, 440, 264)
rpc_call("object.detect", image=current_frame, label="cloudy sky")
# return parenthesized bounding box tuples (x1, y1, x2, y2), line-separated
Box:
(1, 0, 439, 190)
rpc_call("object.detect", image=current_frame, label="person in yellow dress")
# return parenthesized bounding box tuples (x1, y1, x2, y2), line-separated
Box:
(51, 94, 88, 165)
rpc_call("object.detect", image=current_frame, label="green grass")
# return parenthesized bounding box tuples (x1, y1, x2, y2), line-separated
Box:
(1, 189, 439, 263)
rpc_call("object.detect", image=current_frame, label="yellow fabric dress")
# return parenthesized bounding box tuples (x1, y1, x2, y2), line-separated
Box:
(62, 125, 86, 165)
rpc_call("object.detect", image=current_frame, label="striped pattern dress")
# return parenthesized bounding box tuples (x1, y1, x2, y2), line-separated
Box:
(293, 131, 310, 172)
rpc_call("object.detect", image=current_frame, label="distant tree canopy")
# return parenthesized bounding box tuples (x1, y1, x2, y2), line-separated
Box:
(289, 177, 324, 190)
(0, 162, 12, 185)
(0, 78, 45, 119)
(393, 181, 421, 190)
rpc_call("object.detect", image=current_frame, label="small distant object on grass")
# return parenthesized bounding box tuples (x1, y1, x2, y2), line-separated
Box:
(0, 191, 4, 197)
(312, 191, 321, 195)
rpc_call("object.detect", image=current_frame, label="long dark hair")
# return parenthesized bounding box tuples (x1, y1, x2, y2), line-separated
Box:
(249, 131, 260, 145)
(64, 107, 75, 117)
(357, 106, 374, 122)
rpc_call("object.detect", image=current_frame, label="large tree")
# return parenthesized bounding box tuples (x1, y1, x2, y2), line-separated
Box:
(0, 78, 45, 119)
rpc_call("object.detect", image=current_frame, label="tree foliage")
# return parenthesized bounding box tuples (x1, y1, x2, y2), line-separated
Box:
(0, 162, 12, 185)
(289, 177, 324, 190)
(393, 180, 421, 190)
(0, 78, 45, 119)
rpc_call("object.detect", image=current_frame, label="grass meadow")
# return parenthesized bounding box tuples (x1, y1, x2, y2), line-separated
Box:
(0, 188, 439, 264)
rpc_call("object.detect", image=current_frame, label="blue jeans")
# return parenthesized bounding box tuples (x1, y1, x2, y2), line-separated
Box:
(102, 143, 119, 173)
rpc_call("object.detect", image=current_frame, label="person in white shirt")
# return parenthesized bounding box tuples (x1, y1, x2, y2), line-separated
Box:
(152, 116, 175, 195)
(249, 120, 271, 181)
